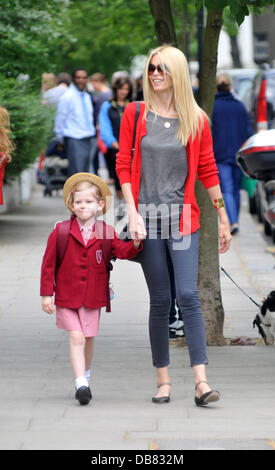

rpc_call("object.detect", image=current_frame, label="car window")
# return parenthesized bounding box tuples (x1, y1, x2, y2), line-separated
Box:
(237, 78, 254, 101)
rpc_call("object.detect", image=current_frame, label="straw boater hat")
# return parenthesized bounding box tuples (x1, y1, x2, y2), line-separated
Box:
(63, 172, 112, 215)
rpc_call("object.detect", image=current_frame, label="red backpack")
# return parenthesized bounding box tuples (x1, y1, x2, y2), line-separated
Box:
(55, 215, 113, 312)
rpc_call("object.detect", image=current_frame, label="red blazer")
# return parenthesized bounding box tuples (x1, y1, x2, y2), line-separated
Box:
(40, 217, 142, 309)
(116, 102, 220, 235)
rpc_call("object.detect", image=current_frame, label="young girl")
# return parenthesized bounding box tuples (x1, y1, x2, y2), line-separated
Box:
(40, 172, 143, 405)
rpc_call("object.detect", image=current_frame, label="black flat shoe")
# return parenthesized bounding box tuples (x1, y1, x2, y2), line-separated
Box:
(75, 386, 92, 405)
(231, 226, 239, 235)
(194, 380, 220, 406)
(152, 382, 171, 404)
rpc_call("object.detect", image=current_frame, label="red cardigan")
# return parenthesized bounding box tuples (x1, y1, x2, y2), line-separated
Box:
(116, 102, 220, 235)
(40, 217, 142, 310)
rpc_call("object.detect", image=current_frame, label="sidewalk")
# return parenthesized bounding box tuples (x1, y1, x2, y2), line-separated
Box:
(0, 185, 274, 450)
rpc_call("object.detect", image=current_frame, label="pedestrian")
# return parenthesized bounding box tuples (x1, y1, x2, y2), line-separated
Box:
(54, 68, 97, 176)
(98, 76, 133, 206)
(0, 106, 14, 205)
(41, 73, 57, 102)
(212, 73, 253, 235)
(89, 73, 112, 124)
(42, 72, 71, 106)
(116, 45, 231, 406)
(88, 73, 112, 177)
(40, 172, 143, 405)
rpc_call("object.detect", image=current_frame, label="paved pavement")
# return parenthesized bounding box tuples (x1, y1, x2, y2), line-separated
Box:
(0, 183, 274, 451)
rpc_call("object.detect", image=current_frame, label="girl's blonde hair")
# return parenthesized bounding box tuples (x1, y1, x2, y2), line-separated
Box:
(143, 45, 205, 145)
(0, 106, 14, 162)
(66, 181, 103, 212)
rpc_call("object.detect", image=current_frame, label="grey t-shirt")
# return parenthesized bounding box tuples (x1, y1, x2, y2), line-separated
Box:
(138, 111, 188, 236)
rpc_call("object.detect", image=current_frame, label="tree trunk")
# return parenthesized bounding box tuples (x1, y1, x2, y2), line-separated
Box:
(196, 7, 226, 345)
(149, 1, 226, 345)
(149, 0, 177, 46)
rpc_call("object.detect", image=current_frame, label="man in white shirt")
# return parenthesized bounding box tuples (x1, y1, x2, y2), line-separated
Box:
(54, 68, 97, 176)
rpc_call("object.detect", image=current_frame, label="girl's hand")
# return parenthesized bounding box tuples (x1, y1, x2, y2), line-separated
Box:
(219, 220, 231, 253)
(42, 296, 55, 315)
(129, 211, 147, 241)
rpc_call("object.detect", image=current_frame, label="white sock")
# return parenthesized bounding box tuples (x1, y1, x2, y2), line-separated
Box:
(85, 369, 91, 384)
(75, 376, 88, 390)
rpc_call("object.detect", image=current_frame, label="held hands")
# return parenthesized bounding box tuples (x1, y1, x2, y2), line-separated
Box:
(42, 296, 55, 315)
(129, 212, 147, 247)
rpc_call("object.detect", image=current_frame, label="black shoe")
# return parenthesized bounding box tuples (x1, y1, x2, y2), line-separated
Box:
(194, 381, 220, 406)
(75, 386, 92, 405)
(231, 226, 239, 236)
(152, 382, 171, 404)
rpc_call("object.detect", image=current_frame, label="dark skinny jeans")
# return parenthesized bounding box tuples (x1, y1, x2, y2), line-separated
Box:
(140, 229, 208, 368)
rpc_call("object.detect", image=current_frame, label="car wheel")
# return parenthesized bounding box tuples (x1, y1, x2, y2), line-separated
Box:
(255, 189, 263, 222)
(248, 194, 257, 214)
(264, 218, 272, 236)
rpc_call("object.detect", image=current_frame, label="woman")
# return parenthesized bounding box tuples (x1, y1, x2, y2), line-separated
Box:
(99, 76, 133, 203)
(0, 106, 14, 205)
(116, 45, 231, 406)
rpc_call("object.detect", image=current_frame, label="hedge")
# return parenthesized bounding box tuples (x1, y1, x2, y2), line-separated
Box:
(0, 75, 55, 182)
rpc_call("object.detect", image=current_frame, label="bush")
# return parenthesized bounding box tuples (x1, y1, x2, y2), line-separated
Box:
(0, 75, 55, 182)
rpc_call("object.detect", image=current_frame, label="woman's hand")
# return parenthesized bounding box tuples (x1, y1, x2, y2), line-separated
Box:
(219, 219, 231, 253)
(42, 296, 55, 314)
(129, 211, 147, 241)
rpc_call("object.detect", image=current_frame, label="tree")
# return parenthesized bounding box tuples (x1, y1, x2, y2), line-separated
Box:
(59, 0, 157, 78)
(0, 0, 70, 180)
(0, 0, 71, 86)
(149, 0, 275, 344)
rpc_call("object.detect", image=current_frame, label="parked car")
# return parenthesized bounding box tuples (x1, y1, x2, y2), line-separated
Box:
(242, 68, 275, 132)
(237, 129, 275, 243)
(225, 68, 259, 104)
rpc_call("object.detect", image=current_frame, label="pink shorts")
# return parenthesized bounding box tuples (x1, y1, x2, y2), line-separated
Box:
(56, 305, 101, 338)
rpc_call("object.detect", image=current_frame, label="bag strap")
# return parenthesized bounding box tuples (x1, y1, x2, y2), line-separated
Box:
(95, 220, 113, 271)
(56, 215, 75, 271)
(131, 101, 140, 160)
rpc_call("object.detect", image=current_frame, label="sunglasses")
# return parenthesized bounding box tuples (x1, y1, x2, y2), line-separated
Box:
(148, 63, 169, 75)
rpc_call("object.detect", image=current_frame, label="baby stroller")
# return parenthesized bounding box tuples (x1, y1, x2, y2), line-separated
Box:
(39, 140, 68, 196)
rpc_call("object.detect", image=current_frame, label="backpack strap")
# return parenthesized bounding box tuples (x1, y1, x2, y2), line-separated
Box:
(131, 101, 140, 161)
(56, 214, 75, 272)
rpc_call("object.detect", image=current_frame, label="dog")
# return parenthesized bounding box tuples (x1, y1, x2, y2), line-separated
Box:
(253, 290, 275, 345)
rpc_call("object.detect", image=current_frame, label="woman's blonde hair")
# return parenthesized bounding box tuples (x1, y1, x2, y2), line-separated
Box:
(0, 106, 14, 162)
(143, 45, 205, 145)
(66, 181, 103, 212)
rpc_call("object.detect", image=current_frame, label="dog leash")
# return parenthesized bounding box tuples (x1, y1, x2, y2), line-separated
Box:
(219, 266, 261, 308)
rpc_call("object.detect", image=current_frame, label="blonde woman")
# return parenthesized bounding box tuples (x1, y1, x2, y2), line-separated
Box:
(116, 45, 231, 406)
(0, 106, 14, 205)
